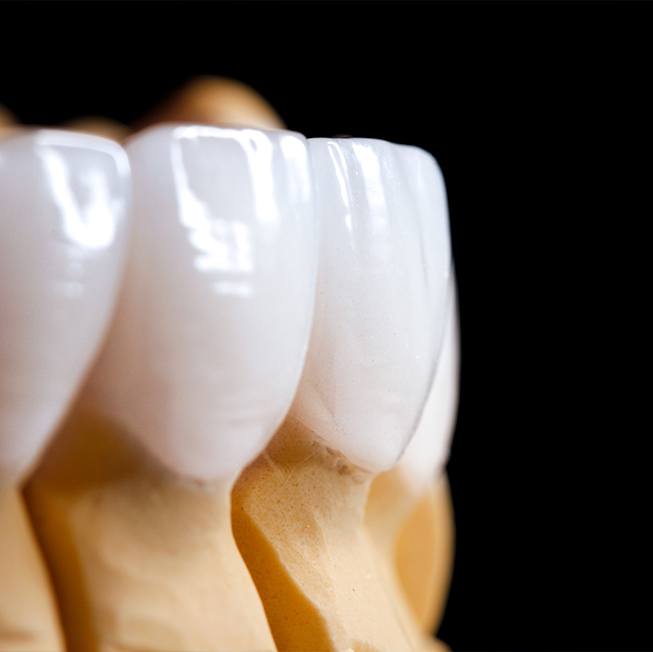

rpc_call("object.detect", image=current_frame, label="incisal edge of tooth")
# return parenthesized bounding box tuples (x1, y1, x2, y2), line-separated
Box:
(26, 124, 316, 652)
(64, 117, 129, 142)
(233, 137, 451, 652)
(0, 130, 129, 652)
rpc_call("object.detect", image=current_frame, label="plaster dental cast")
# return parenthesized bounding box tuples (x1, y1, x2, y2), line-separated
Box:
(1, 80, 458, 652)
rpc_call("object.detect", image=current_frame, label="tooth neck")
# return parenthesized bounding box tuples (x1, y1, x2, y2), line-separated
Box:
(34, 407, 237, 499)
(258, 416, 372, 519)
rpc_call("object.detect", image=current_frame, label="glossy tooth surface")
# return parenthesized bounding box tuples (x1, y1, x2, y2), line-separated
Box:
(84, 124, 316, 481)
(292, 138, 452, 471)
(0, 130, 130, 483)
(400, 279, 460, 490)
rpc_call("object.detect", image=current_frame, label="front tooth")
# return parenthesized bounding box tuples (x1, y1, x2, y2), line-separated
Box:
(26, 124, 316, 651)
(292, 138, 452, 471)
(0, 130, 130, 482)
(0, 130, 129, 651)
(92, 124, 316, 480)
(233, 137, 451, 652)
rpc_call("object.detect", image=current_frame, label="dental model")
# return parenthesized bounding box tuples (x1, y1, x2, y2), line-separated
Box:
(366, 283, 459, 650)
(233, 137, 452, 651)
(0, 130, 130, 650)
(26, 124, 317, 651)
(3, 77, 458, 650)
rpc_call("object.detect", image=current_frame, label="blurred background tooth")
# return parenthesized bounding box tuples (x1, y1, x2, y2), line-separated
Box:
(26, 124, 316, 651)
(59, 75, 282, 147)
(367, 281, 459, 650)
(137, 76, 284, 131)
(0, 105, 18, 137)
(0, 130, 130, 481)
(0, 130, 129, 651)
(233, 137, 452, 652)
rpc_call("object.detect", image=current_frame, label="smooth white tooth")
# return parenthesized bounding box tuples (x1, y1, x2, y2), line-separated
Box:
(0, 130, 130, 483)
(84, 125, 317, 481)
(291, 138, 452, 472)
(399, 280, 460, 491)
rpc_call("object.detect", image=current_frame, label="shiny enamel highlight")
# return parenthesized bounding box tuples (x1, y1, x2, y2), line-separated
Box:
(292, 138, 452, 472)
(0, 130, 130, 483)
(83, 124, 317, 481)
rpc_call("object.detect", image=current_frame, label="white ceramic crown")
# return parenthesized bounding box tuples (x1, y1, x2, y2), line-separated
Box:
(0, 130, 130, 484)
(83, 124, 317, 482)
(291, 138, 452, 472)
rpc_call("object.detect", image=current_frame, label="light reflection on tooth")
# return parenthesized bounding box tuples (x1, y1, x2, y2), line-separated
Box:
(172, 125, 281, 229)
(39, 149, 119, 250)
(173, 148, 255, 277)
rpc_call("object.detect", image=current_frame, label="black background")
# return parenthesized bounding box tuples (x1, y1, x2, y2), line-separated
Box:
(1, 2, 649, 650)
